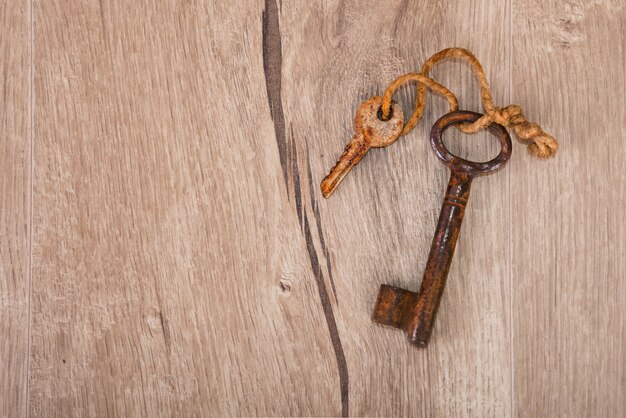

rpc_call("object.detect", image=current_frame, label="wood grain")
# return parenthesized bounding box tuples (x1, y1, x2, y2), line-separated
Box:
(0, 1, 30, 417)
(512, 1, 626, 416)
(31, 1, 337, 416)
(0, 0, 623, 416)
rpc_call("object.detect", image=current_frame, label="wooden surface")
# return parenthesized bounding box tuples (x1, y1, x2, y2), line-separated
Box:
(1, 0, 624, 416)
(0, 1, 30, 417)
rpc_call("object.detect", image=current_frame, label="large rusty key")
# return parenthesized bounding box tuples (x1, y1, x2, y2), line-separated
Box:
(372, 110, 513, 347)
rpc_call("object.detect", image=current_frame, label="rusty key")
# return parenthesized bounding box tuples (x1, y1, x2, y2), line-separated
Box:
(321, 96, 404, 198)
(372, 110, 512, 347)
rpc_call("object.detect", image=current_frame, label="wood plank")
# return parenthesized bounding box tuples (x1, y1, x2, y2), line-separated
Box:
(0, 1, 30, 417)
(280, 0, 513, 415)
(25, 0, 626, 416)
(512, 1, 626, 416)
(31, 1, 339, 415)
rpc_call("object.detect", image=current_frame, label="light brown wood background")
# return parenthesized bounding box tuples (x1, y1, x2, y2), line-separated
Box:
(1, 0, 624, 416)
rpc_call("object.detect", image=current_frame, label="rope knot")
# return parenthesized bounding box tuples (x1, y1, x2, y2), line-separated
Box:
(489, 105, 522, 126)
(484, 105, 557, 158)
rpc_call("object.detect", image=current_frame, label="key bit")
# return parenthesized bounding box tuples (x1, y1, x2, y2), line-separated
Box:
(321, 96, 404, 198)
(372, 110, 513, 347)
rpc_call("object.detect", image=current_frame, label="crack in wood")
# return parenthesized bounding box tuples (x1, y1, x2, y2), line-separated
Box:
(263, 1, 348, 414)
(262, 0, 289, 190)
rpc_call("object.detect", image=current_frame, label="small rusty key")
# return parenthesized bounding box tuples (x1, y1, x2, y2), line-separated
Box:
(372, 110, 513, 347)
(321, 96, 404, 198)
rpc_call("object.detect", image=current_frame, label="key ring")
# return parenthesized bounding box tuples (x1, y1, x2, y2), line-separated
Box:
(430, 111, 513, 176)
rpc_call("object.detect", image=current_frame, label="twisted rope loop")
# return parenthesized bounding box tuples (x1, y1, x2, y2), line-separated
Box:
(379, 48, 558, 158)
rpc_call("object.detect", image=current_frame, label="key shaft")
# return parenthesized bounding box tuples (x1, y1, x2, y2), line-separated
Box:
(406, 170, 472, 346)
(321, 132, 368, 199)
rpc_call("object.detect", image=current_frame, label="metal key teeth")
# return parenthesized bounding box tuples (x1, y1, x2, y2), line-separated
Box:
(321, 135, 368, 199)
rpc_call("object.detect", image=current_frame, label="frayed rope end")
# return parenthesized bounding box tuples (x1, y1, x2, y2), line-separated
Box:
(527, 133, 558, 158)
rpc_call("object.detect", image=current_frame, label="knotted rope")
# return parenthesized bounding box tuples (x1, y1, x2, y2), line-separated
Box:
(379, 47, 558, 158)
